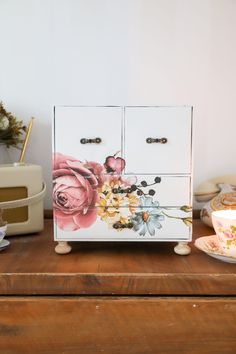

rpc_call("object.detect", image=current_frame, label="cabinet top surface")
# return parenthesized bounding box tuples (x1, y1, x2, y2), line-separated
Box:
(0, 219, 231, 275)
(0, 219, 235, 295)
(54, 105, 193, 108)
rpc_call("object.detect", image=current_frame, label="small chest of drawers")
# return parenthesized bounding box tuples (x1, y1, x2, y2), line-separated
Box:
(52, 106, 193, 255)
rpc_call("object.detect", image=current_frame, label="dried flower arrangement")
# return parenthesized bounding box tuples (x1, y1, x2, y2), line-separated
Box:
(0, 102, 26, 148)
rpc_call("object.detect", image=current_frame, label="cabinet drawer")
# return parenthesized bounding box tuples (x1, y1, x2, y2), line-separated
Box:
(54, 206, 191, 241)
(54, 106, 122, 164)
(96, 175, 191, 210)
(53, 172, 190, 217)
(124, 106, 192, 174)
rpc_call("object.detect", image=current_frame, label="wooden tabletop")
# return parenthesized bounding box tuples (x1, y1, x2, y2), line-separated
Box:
(0, 219, 236, 295)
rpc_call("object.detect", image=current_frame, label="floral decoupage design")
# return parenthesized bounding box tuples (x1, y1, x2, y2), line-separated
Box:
(53, 153, 192, 235)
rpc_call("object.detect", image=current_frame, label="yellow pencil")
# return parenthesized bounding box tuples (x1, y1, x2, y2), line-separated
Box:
(19, 117, 34, 163)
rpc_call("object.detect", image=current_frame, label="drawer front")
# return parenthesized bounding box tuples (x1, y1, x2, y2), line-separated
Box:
(96, 175, 191, 208)
(53, 171, 191, 221)
(54, 106, 122, 164)
(124, 106, 192, 174)
(54, 206, 191, 241)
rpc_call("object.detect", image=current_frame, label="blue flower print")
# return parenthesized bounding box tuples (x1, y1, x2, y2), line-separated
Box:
(131, 196, 164, 236)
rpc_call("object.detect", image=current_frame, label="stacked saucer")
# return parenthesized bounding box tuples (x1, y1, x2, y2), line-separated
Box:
(195, 235, 236, 264)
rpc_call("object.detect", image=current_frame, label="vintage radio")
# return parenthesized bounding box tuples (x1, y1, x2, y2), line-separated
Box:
(0, 163, 46, 235)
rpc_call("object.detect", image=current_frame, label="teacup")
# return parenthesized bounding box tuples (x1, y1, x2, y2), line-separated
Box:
(212, 210, 236, 257)
(0, 224, 7, 243)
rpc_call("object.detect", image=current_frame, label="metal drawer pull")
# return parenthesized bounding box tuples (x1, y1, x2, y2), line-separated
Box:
(80, 137, 102, 144)
(113, 222, 133, 229)
(112, 188, 132, 194)
(146, 137, 168, 144)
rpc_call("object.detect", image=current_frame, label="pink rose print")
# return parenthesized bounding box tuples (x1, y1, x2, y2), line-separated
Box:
(82, 160, 106, 187)
(104, 155, 133, 185)
(104, 156, 125, 174)
(224, 231, 234, 239)
(53, 153, 102, 231)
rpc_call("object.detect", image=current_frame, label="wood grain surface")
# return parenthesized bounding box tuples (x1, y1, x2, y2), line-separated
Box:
(0, 297, 236, 354)
(0, 220, 236, 295)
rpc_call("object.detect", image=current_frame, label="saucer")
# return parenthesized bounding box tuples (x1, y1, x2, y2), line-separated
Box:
(195, 235, 236, 263)
(0, 239, 10, 251)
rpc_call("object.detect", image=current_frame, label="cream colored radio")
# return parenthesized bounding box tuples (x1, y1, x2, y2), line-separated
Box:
(0, 163, 46, 235)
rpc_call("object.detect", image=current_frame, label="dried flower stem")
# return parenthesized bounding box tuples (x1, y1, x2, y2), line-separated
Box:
(0, 102, 26, 148)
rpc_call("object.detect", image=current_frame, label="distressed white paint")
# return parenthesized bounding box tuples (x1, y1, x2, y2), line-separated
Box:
(54, 106, 122, 161)
(124, 106, 192, 174)
(53, 106, 192, 241)
(54, 212, 191, 241)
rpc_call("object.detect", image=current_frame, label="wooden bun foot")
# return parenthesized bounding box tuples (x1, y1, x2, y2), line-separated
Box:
(174, 242, 191, 256)
(55, 241, 72, 255)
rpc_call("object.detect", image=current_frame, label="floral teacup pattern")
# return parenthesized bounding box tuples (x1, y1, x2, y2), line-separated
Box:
(212, 210, 236, 257)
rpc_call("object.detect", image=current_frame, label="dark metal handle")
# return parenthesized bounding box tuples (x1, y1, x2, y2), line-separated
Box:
(113, 222, 133, 229)
(80, 137, 102, 144)
(112, 188, 132, 194)
(146, 137, 167, 144)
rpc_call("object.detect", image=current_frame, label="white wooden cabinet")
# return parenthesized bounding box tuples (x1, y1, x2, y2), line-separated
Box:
(52, 106, 193, 255)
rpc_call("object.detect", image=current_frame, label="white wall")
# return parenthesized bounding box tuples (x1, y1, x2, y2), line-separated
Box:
(0, 0, 236, 208)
